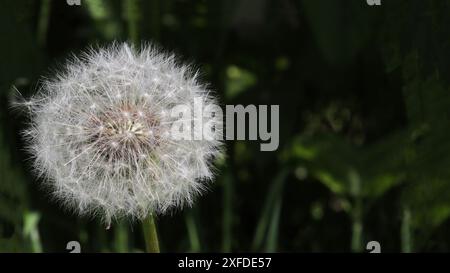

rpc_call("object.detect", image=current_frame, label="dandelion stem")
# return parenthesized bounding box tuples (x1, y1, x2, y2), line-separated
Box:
(114, 221, 129, 252)
(142, 213, 160, 253)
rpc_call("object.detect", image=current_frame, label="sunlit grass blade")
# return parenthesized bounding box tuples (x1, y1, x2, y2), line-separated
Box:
(401, 207, 412, 253)
(114, 221, 129, 253)
(23, 211, 42, 253)
(265, 197, 282, 252)
(252, 169, 289, 251)
(185, 209, 201, 252)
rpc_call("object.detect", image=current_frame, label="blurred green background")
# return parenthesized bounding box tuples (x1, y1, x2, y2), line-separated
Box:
(1, 0, 450, 252)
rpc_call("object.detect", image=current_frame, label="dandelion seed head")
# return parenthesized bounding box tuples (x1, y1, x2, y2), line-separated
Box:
(18, 42, 223, 225)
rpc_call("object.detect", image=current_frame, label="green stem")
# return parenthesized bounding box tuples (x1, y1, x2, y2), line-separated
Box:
(350, 170, 363, 252)
(114, 221, 129, 252)
(252, 169, 288, 251)
(185, 210, 201, 252)
(37, 0, 51, 47)
(142, 213, 160, 253)
(351, 198, 363, 252)
(124, 0, 141, 45)
(265, 197, 282, 252)
(401, 207, 412, 253)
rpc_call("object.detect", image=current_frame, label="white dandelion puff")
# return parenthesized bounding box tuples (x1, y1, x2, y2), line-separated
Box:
(16, 42, 224, 225)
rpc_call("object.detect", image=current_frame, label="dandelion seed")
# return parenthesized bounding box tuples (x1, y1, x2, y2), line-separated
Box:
(16, 42, 223, 225)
